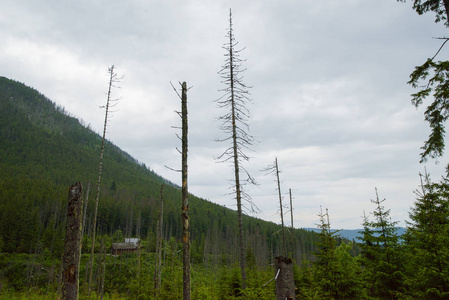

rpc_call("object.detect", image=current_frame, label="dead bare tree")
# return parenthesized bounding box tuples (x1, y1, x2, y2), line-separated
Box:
(180, 82, 190, 300)
(215, 9, 256, 291)
(263, 158, 287, 257)
(168, 81, 190, 299)
(88, 65, 121, 292)
(289, 188, 296, 258)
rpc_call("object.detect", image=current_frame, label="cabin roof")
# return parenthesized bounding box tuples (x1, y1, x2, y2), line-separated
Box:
(111, 242, 137, 250)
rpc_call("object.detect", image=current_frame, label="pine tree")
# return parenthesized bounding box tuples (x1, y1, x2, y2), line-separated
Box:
(313, 208, 364, 299)
(403, 173, 449, 299)
(396, 0, 449, 163)
(358, 188, 405, 299)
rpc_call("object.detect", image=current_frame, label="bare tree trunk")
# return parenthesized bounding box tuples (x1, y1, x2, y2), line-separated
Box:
(232, 98, 247, 291)
(289, 188, 293, 231)
(62, 182, 83, 300)
(80, 181, 90, 254)
(289, 188, 296, 258)
(181, 82, 191, 300)
(89, 65, 118, 292)
(275, 158, 287, 257)
(154, 184, 164, 296)
(275, 256, 296, 300)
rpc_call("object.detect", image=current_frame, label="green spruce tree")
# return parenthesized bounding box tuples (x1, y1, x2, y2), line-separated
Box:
(403, 173, 449, 299)
(313, 208, 364, 299)
(358, 188, 405, 299)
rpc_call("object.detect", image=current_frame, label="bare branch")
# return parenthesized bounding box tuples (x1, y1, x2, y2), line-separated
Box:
(164, 165, 181, 172)
(431, 37, 449, 60)
(170, 81, 182, 100)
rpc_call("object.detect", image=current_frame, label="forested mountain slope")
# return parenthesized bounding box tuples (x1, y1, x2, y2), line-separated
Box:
(0, 76, 319, 265)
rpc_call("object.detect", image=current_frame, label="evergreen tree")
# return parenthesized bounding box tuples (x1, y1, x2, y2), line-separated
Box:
(396, 0, 449, 163)
(313, 208, 364, 299)
(403, 173, 449, 299)
(358, 188, 405, 299)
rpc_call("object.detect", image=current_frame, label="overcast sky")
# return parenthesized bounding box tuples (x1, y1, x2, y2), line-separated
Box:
(2, 0, 449, 229)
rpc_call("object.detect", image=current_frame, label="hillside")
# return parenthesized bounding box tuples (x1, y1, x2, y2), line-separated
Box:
(0, 76, 320, 265)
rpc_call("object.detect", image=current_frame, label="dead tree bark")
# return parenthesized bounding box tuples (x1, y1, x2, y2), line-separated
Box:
(275, 256, 296, 300)
(181, 82, 191, 300)
(62, 182, 83, 300)
(88, 65, 120, 292)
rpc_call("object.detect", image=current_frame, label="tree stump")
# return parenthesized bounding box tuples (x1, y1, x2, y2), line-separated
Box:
(275, 256, 295, 300)
(62, 182, 83, 300)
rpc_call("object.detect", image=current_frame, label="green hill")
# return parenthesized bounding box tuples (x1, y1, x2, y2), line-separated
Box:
(0, 76, 319, 265)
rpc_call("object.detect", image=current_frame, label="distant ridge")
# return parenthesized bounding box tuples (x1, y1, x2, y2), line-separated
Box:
(303, 227, 407, 241)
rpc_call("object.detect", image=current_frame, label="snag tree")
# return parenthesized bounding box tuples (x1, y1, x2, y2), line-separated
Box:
(215, 9, 256, 291)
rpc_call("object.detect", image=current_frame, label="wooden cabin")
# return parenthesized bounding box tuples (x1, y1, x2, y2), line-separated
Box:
(111, 238, 140, 255)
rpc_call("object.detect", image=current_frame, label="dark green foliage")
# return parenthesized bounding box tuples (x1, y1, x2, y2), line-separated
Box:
(395, 0, 449, 164)
(313, 208, 364, 299)
(398, 0, 449, 25)
(358, 189, 406, 299)
(396, 0, 449, 163)
(403, 173, 449, 299)
(408, 56, 449, 162)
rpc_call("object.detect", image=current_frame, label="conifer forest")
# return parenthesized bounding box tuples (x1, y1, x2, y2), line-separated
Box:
(1, 1, 449, 299)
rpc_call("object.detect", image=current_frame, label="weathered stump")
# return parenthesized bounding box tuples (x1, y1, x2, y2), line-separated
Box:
(62, 182, 83, 300)
(275, 256, 296, 300)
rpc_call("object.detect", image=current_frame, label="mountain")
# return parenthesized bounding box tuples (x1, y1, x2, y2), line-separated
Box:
(0, 76, 320, 264)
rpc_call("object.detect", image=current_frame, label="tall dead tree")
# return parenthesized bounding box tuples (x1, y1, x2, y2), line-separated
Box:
(62, 182, 83, 300)
(263, 157, 287, 257)
(275, 158, 287, 257)
(216, 9, 256, 290)
(289, 188, 296, 258)
(180, 82, 190, 300)
(168, 81, 191, 299)
(88, 65, 120, 292)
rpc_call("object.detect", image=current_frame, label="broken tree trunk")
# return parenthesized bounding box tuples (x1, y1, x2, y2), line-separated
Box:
(62, 182, 83, 300)
(275, 256, 296, 300)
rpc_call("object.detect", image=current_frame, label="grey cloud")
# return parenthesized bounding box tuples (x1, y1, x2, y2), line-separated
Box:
(2, 0, 449, 229)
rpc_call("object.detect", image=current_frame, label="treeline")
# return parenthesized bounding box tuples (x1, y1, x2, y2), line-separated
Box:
(1, 172, 448, 299)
